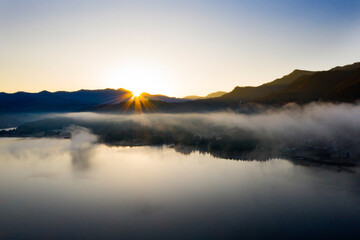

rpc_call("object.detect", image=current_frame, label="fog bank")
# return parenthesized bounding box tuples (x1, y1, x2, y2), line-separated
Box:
(5, 102, 360, 162)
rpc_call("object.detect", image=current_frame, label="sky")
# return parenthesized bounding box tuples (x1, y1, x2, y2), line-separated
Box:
(1, 0, 360, 97)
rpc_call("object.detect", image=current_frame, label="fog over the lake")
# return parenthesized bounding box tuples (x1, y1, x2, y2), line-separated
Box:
(54, 102, 359, 140)
(69, 126, 98, 171)
(1, 103, 360, 239)
(8, 102, 347, 159)
(2, 102, 359, 160)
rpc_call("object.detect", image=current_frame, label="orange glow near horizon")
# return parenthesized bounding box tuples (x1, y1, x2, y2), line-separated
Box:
(121, 91, 155, 113)
(104, 60, 176, 97)
(131, 91, 142, 98)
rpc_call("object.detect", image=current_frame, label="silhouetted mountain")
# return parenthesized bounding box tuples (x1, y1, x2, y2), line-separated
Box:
(257, 62, 360, 103)
(141, 92, 189, 103)
(330, 62, 360, 71)
(72, 62, 360, 113)
(210, 62, 360, 105)
(181, 62, 360, 110)
(1, 62, 359, 114)
(183, 95, 202, 100)
(219, 69, 316, 102)
(0, 88, 188, 113)
(206, 91, 227, 98)
(184, 91, 227, 100)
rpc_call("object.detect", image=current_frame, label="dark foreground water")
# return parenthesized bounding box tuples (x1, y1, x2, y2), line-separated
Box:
(0, 138, 359, 240)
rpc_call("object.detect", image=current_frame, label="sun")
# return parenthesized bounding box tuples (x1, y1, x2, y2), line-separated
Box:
(103, 59, 174, 96)
(132, 90, 142, 98)
(124, 89, 154, 113)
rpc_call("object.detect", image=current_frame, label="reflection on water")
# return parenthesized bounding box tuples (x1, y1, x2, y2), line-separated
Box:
(0, 137, 359, 240)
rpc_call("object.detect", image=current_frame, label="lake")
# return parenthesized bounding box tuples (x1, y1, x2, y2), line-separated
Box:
(0, 137, 359, 239)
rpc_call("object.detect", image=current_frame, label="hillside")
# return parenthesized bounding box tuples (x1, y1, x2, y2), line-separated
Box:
(0, 88, 187, 113)
(257, 62, 360, 103)
(219, 69, 316, 102)
(184, 91, 227, 100)
(215, 62, 360, 104)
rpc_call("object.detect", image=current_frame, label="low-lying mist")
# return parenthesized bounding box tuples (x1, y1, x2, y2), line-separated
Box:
(69, 126, 98, 171)
(4, 102, 360, 163)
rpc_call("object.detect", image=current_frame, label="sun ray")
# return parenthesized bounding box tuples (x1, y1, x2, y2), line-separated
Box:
(132, 91, 142, 98)
(117, 91, 156, 113)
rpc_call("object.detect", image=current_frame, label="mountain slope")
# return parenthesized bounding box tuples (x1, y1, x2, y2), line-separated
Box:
(184, 91, 227, 100)
(257, 62, 360, 103)
(141, 92, 189, 103)
(219, 69, 316, 102)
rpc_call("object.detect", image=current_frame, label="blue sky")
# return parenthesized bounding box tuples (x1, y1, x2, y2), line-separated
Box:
(1, 0, 360, 96)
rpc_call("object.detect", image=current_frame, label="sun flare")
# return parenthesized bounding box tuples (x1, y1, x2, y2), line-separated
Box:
(131, 91, 142, 98)
(103, 59, 174, 96)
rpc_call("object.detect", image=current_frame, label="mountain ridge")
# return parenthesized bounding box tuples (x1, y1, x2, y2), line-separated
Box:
(1, 61, 359, 113)
(184, 91, 227, 100)
(0, 88, 188, 113)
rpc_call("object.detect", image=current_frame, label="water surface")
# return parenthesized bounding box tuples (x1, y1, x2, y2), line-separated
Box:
(0, 138, 359, 239)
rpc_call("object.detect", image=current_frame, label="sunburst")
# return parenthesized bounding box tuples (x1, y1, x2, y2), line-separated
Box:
(131, 91, 142, 98)
(121, 91, 155, 113)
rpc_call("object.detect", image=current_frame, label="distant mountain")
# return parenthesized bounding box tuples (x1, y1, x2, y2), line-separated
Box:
(183, 95, 202, 100)
(206, 91, 227, 98)
(0, 88, 188, 113)
(219, 69, 316, 102)
(167, 62, 360, 111)
(184, 91, 227, 100)
(1, 62, 359, 114)
(256, 62, 360, 103)
(263, 69, 315, 86)
(330, 62, 360, 71)
(214, 62, 360, 104)
(141, 92, 189, 103)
